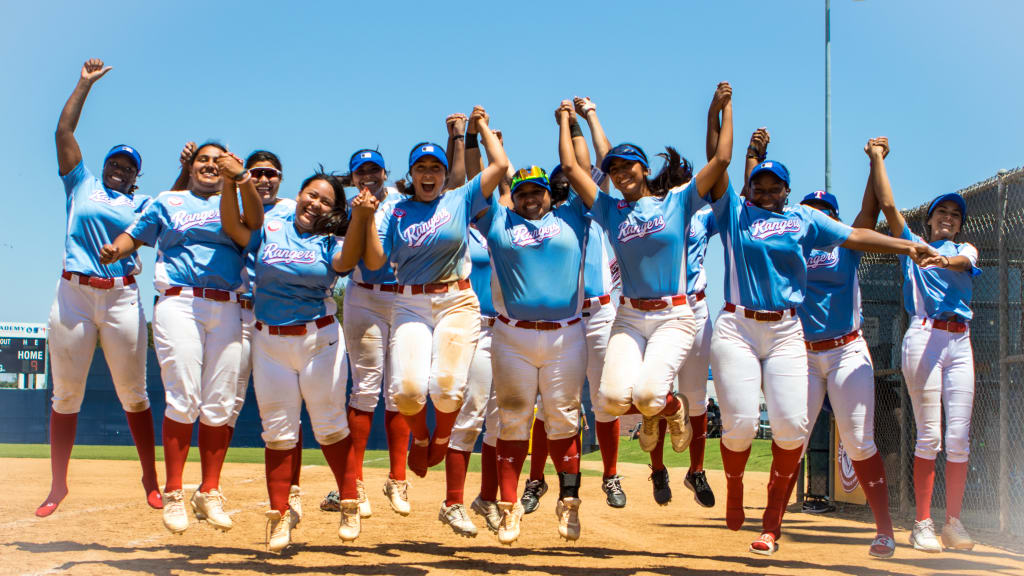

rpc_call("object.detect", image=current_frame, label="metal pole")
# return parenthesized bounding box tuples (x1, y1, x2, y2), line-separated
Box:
(997, 169, 1009, 534)
(825, 0, 832, 196)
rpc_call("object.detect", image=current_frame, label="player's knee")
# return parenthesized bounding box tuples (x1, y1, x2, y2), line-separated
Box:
(768, 419, 807, 451)
(914, 435, 942, 459)
(52, 394, 85, 415)
(448, 430, 476, 453)
(546, 418, 579, 441)
(596, 390, 629, 417)
(123, 399, 150, 413)
(498, 420, 531, 442)
(394, 379, 426, 415)
(846, 442, 877, 462)
(722, 416, 758, 446)
(316, 429, 349, 447)
(266, 439, 297, 451)
(633, 389, 666, 417)
(945, 436, 970, 463)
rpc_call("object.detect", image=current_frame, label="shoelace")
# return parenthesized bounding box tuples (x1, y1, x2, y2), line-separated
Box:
(524, 480, 543, 496)
(691, 471, 710, 491)
(396, 481, 409, 499)
(642, 417, 658, 435)
(604, 476, 624, 495)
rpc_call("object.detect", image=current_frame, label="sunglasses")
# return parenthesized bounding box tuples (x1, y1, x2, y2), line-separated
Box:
(249, 167, 281, 180)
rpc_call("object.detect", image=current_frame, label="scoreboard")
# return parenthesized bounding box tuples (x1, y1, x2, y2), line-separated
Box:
(0, 337, 47, 374)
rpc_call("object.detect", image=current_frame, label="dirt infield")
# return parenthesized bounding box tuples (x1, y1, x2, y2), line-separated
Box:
(1, 457, 1021, 576)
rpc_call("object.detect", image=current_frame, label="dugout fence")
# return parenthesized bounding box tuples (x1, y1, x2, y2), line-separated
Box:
(857, 166, 1024, 546)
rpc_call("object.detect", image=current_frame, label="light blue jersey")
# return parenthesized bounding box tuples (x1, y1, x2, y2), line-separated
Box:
(378, 175, 487, 285)
(129, 190, 245, 292)
(583, 219, 616, 298)
(467, 226, 496, 317)
(589, 180, 703, 300)
(250, 213, 344, 326)
(477, 192, 588, 321)
(800, 246, 863, 340)
(899, 227, 979, 320)
(711, 184, 852, 311)
(351, 188, 402, 285)
(686, 205, 718, 295)
(241, 198, 296, 299)
(61, 161, 150, 278)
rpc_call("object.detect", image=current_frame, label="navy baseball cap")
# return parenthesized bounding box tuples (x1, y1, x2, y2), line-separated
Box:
(549, 164, 564, 180)
(600, 143, 649, 173)
(749, 160, 790, 186)
(105, 144, 141, 171)
(927, 192, 967, 223)
(800, 190, 839, 216)
(510, 166, 551, 195)
(350, 149, 386, 172)
(408, 142, 448, 172)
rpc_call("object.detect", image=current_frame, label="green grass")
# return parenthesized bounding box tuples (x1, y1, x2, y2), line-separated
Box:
(0, 437, 772, 473)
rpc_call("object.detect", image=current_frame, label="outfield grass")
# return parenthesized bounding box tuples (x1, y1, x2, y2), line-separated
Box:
(0, 437, 772, 474)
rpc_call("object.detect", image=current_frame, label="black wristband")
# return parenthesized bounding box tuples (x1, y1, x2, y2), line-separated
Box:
(450, 134, 465, 141)
(569, 122, 584, 139)
(465, 133, 480, 149)
(746, 146, 765, 162)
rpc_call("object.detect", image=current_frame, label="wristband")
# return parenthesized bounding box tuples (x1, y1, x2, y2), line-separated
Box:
(450, 134, 465, 141)
(746, 146, 765, 162)
(465, 133, 480, 149)
(569, 122, 584, 139)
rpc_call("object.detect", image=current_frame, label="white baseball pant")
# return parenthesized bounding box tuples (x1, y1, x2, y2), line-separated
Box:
(676, 295, 712, 417)
(806, 335, 878, 461)
(598, 300, 697, 418)
(389, 287, 480, 415)
(710, 307, 808, 452)
(493, 319, 586, 441)
(153, 294, 242, 426)
(47, 276, 149, 414)
(228, 305, 255, 428)
(252, 320, 350, 450)
(344, 283, 398, 412)
(901, 318, 975, 463)
(450, 321, 499, 451)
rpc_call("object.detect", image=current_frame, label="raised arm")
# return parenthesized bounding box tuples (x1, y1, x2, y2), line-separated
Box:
(334, 188, 380, 273)
(464, 116, 484, 180)
(575, 97, 610, 168)
(469, 106, 510, 199)
(695, 82, 733, 200)
(744, 128, 770, 193)
(850, 138, 883, 230)
(216, 153, 263, 247)
(557, 100, 597, 209)
(56, 59, 112, 175)
(445, 113, 468, 189)
(842, 227, 938, 266)
(170, 142, 196, 191)
(866, 137, 906, 238)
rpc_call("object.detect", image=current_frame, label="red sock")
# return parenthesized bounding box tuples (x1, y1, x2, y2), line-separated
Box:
(529, 418, 549, 481)
(226, 425, 235, 446)
(852, 453, 894, 536)
(162, 417, 194, 492)
(445, 449, 471, 506)
(657, 394, 681, 416)
(548, 435, 580, 475)
(480, 443, 499, 501)
(198, 423, 231, 493)
(595, 419, 620, 477)
(348, 407, 374, 481)
(265, 448, 294, 513)
(914, 456, 936, 521)
(37, 410, 78, 516)
(322, 436, 357, 500)
(721, 443, 751, 531)
(762, 442, 803, 537)
(650, 417, 668, 471)
(688, 413, 708, 473)
(945, 460, 969, 521)
(291, 426, 303, 486)
(428, 408, 460, 466)
(124, 408, 161, 507)
(385, 410, 410, 481)
(405, 408, 429, 441)
(497, 439, 529, 503)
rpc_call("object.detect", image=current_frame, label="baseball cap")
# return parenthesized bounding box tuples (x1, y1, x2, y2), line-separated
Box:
(510, 166, 551, 195)
(927, 192, 967, 223)
(349, 149, 386, 172)
(408, 142, 448, 172)
(549, 164, 564, 180)
(104, 144, 141, 171)
(600, 143, 649, 173)
(800, 190, 839, 216)
(749, 160, 790, 186)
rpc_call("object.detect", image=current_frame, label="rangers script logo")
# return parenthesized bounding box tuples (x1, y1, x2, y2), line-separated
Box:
(807, 248, 839, 270)
(749, 218, 802, 240)
(171, 209, 220, 231)
(262, 243, 318, 265)
(403, 208, 452, 247)
(617, 216, 665, 243)
(89, 190, 135, 207)
(510, 223, 560, 247)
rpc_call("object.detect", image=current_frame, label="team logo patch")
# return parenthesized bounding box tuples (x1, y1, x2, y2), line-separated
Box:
(171, 209, 220, 231)
(510, 223, 561, 247)
(403, 208, 452, 247)
(749, 218, 802, 239)
(89, 189, 135, 207)
(807, 248, 839, 269)
(837, 441, 861, 493)
(361, 152, 372, 159)
(168, 196, 184, 207)
(617, 200, 630, 210)
(393, 208, 406, 218)
(262, 242, 318, 264)
(617, 215, 665, 243)
(267, 220, 283, 232)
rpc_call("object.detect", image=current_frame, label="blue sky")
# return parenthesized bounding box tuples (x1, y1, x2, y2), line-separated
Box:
(2, 1, 1021, 323)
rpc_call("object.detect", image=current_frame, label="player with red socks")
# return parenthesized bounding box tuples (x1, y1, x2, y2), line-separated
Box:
(40, 58, 161, 517)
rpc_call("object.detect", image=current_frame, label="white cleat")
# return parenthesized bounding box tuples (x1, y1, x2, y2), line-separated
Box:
(383, 478, 411, 516)
(941, 517, 976, 550)
(555, 497, 581, 541)
(162, 489, 189, 534)
(439, 501, 478, 537)
(497, 501, 524, 545)
(471, 496, 501, 534)
(637, 415, 660, 452)
(910, 518, 942, 553)
(288, 485, 302, 527)
(191, 489, 233, 531)
(265, 509, 293, 553)
(339, 499, 361, 542)
(356, 479, 372, 518)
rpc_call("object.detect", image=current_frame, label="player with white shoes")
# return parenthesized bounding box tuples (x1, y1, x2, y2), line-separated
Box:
(100, 143, 263, 535)
(871, 142, 981, 554)
(39, 58, 161, 517)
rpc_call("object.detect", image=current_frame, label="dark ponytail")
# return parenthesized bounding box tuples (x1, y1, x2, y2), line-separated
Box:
(647, 147, 693, 197)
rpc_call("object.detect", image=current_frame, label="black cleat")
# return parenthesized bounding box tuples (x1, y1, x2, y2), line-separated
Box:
(650, 466, 672, 506)
(684, 469, 716, 508)
(520, 479, 547, 515)
(602, 474, 627, 508)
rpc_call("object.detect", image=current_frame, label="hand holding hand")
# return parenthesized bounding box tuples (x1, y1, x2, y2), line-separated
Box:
(215, 152, 245, 180)
(555, 100, 573, 124)
(446, 113, 468, 138)
(711, 81, 733, 113)
(573, 96, 596, 118)
(909, 243, 941, 267)
(749, 127, 770, 158)
(81, 58, 112, 84)
(470, 106, 490, 133)
(351, 188, 380, 217)
(865, 137, 890, 159)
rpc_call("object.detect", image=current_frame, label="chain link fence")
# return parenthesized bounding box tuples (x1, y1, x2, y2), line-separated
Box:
(857, 166, 1024, 546)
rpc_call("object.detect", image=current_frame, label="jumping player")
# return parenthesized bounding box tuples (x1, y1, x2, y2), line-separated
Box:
(40, 58, 161, 517)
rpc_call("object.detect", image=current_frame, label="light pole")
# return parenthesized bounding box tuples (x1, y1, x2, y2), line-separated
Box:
(825, 0, 832, 196)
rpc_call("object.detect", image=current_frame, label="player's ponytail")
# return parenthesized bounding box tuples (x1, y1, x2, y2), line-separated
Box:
(646, 147, 693, 197)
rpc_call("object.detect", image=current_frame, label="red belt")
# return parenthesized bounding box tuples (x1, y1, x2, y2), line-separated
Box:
(497, 314, 581, 331)
(162, 286, 238, 302)
(806, 330, 860, 352)
(690, 290, 706, 303)
(724, 302, 795, 322)
(239, 298, 254, 310)
(620, 294, 688, 311)
(398, 278, 471, 295)
(583, 294, 611, 309)
(62, 269, 135, 289)
(255, 315, 334, 336)
(928, 318, 968, 333)
(356, 282, 399, 293)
